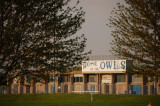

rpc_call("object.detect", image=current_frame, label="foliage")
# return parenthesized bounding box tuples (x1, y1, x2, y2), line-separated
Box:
(0, 0, 91, 85)
(72, 66, 82, 71)
(108, 0, 160, 76)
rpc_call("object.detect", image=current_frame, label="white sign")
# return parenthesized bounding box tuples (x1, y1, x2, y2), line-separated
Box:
(82, 60, 126, 73)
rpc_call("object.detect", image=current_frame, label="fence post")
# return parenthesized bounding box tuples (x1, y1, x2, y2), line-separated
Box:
(91, 93, 93, 102)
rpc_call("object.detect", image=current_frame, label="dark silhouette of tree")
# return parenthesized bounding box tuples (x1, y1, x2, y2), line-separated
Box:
(0, 0, 91, 85)
(108, 0, 160, 94)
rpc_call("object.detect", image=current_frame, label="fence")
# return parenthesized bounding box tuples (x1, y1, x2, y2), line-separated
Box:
(5, 84, 160, 95)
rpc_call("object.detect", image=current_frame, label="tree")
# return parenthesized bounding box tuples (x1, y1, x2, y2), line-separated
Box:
(0, 0, 91, 85)
(108, 0, 160, 94)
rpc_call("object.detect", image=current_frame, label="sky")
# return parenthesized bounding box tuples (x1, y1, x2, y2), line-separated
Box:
(70, 0, 125, 55)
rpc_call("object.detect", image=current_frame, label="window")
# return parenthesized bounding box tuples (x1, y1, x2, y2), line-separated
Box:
(145, 76, 158, 82)
(14, 85, 18, 94)
(20, 76, 25, 84)
(90, 85, 95, 91)
(74, 77, 83, 82)
(116, 74, 126, 82)
(147, 77, 153, 82)
(36, 77, 45, 83)
(26, 75, 31, 83)
(50, 74, 53, 80)
(13, 78, 18, 83)
(26, 85, 30, 94)
(49, 74, 57, 82)
(80, 77, 83, 82)
(64, 75, 70, 82)
(13, 77, 19, 83)
(59, 75, 70, 82)
(36, 77, 41, 83)
(88, 75, 97, 82)
(132, 75, 142, 83)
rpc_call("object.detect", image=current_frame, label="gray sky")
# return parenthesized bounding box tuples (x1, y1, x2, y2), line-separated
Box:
(70, 0, 125, 55)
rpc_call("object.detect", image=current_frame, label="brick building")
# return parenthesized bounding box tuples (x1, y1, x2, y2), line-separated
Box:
(8, 55, 160, 95)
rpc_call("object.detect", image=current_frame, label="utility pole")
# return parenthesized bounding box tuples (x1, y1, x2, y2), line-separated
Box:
(53, 71, 55, 93)
(53, 28, 56, 94)
(99, 71, 101, 94)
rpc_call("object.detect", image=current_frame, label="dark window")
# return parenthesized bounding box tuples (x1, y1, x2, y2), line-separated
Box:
(80, 77, 83, 82)
(50, 74, 53, 80)
(59, 75, 70, 82)
(74, 77, 83, 82)
(132, 75, 142, 83)
(88, 75, 97, 82)
(76, 77, 79, 82)
(145, 76, 158, 82)
(36, 77, 41, 82)
(26, 85, 30, 94)
(14, 86, 18, 94)
(64, 75, 70, 82)
(36, 77, 45, 83)
(116, 74, 126, 82)
(20, 76, 25, 84)
(49, 74, 57, 82)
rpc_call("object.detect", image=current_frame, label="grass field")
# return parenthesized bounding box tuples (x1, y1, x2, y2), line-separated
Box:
(0, 94, 160, 106)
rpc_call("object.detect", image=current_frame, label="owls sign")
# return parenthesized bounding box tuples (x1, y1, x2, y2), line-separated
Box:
(82, 60, 132, 73)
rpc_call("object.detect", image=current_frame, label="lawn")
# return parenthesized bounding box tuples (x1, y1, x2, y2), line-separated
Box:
(0, 94, 160, 106)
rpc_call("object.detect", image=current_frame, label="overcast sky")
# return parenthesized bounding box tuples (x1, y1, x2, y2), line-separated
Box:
(70, 0, 125, 55)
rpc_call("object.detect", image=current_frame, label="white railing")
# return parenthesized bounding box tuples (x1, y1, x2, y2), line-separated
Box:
(71, 91, 100, 102)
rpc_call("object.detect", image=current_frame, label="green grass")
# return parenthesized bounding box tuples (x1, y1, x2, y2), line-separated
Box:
(0, 94, 160, 106)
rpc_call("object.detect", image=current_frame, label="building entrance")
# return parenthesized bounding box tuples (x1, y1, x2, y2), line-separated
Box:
(132, 85, 142, 94)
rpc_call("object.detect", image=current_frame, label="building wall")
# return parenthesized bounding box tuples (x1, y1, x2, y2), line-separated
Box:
(8, 71, 160, 95)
